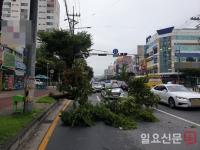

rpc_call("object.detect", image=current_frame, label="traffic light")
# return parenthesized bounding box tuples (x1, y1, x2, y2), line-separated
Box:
(119, 53, 127, 56)
(98, 54, 107, 56)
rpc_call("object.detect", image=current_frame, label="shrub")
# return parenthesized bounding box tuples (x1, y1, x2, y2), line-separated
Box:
(128, 77, 160, 108)
(61, 103, 137, 130)
(105, 96, 140, 115)
(61, 103, 94, 127)
(137, 109, 158, 122)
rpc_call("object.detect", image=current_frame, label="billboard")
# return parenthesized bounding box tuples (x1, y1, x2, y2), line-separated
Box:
(2, 51, 15, 69)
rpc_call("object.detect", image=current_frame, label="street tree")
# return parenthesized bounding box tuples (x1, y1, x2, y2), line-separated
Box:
(38, 30, 93, 105)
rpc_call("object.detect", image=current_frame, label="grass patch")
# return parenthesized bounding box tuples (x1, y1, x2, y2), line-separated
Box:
(0, 110, 43, 145)
(36, 96, 56, 104)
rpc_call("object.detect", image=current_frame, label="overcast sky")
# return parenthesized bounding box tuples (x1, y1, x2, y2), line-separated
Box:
(58, 0, 200, 76)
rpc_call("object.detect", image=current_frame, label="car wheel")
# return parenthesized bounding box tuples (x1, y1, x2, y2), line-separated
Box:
(168, 98, 176, 108)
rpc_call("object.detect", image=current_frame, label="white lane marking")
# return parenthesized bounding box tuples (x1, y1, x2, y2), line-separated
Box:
(154, 108, 200, 127)
(96, 96, 101, 102)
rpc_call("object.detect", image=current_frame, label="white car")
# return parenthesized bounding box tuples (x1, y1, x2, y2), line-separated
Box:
(151, 84, 200, 108)
(35, 79, 43, 86)
(92, 82, 103, 92)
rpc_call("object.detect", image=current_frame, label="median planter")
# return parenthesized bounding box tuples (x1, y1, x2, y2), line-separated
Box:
(0, 96, 59, 150)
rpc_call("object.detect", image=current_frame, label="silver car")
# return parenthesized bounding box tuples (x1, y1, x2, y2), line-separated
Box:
(151, 84, 200, 108)
(92, 82, 103, 92)
(101, 82, 126, 99)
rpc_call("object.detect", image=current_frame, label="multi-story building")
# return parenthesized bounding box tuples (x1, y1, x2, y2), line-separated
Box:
(2, 0, 30, 20)
(145, 26, 200, 74)
(37, 0, 60, 46)
(114, 56, 134, 75)
(104, 65, 115, 79)
(1, 0, 60, 46)
(37, 0, 60, 32)
(135, 45, 147, 75)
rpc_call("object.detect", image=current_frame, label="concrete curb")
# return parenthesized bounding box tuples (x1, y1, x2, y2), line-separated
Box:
(0, 100, 61, 150)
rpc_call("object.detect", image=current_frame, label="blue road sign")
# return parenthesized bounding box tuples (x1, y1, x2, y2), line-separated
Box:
(113, 49, 118, 55)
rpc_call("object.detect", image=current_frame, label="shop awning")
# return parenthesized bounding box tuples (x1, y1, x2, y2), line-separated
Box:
(35, 74, 49, 79)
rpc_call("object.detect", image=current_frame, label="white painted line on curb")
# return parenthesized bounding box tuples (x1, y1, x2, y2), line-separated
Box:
(154, 108, 200, 127)
(97, 96, 101, 102)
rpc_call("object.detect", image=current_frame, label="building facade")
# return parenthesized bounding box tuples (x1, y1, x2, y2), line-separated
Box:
(145, 27, 200, 74)
(37, 0, 60, 32)
(104, 65, 115, 79)
(114, 56, 134, 75)
(2, 0, 30, 20)
(37, 0, 60, 46)
(135, 45, 147, 75)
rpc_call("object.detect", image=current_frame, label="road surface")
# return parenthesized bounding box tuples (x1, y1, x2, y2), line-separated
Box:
(46, 93, 200, 150)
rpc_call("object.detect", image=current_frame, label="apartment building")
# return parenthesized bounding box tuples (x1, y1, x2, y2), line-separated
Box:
(2, 0, 30, 20)
(145, 26, 200, 74)
(37, 0, 60, 32)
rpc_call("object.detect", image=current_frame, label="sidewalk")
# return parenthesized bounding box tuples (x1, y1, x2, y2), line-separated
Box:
(0, 88, 59, 115)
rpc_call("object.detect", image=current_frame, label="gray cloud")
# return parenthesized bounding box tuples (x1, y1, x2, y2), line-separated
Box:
(59, 0, 200, 76)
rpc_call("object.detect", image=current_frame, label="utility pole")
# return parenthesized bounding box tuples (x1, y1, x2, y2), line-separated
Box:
(24, 0, 38, 112)
(0, 0, 3, 31)
(63, 0, 80, 35)
(69, 6, 80, 35)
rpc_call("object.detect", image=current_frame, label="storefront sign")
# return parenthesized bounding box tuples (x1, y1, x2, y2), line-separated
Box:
(15, 70, 25, 76)
(2, 51, 15, 69)
(15, 61, 26, 70)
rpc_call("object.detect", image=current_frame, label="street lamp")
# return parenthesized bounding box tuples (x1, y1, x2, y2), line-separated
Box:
(74, 27, 92, 29)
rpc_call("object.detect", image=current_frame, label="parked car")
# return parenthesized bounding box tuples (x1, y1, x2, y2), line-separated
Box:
(92, 82, 103, 92)
(151, 84, 200, 108)
(35, 79, 43, 86)
(101, 82, 126, 99)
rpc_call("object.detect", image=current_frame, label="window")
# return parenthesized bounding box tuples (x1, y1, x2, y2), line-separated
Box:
(47, 22, 53, 25)
(3, 14, 11, 17)
(47, 16, 54, 19)
(12, 10, 18, 12)
(47, 10, 54, 13)
(39, 11, 46, 13)
(4, 2, 11, 7)
(175, 35, 200, 41)
(21, 3, 28, 6)
(186, 57, 196, 62)
(3, 8, 11, 11)
(21, 9, 28, 13)
(175, 44, 200, 51)
(154, 86, 162, 91)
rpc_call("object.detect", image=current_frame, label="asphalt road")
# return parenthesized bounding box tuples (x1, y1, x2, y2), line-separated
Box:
(46, 93, 200, 150)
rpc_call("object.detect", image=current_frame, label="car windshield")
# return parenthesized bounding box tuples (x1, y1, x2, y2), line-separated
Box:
(112, 83, 119, 88)
(93, 83, 100, 86)
(167, 85, 189, 92)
